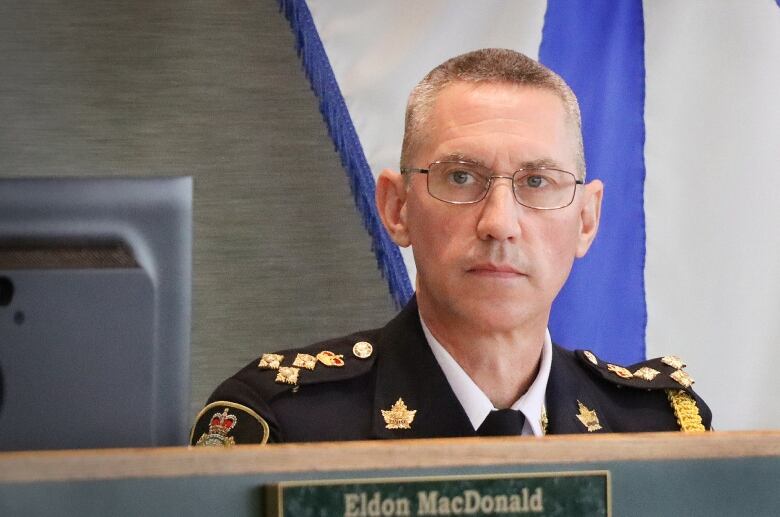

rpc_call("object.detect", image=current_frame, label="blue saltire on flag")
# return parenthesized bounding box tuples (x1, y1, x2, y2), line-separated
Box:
(540, 0, 647, 364)
(278, 0, 413, 308)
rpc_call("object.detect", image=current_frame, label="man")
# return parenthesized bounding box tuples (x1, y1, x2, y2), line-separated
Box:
(191, 49, 710, 446)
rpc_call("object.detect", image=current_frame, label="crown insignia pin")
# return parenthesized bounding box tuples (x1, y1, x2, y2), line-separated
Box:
(196, 407, 238, 447)
(381, 398, 417, 430)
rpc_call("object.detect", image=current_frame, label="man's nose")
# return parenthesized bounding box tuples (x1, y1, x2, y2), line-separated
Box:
(475, 177, 522, 242)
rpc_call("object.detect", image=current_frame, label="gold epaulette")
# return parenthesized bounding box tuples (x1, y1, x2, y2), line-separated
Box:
(666, 389, 706, 432)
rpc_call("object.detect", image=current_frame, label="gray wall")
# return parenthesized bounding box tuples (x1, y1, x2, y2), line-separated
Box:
(0, 0, 396, 418)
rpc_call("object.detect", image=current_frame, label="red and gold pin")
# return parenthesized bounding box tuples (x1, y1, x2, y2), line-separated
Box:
(317, 350, 345, 367)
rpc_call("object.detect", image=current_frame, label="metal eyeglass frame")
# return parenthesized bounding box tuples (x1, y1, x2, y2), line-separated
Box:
(400, 160, 584, 210)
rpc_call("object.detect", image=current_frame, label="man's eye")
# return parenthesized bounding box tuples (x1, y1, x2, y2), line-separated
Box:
(449, 170, 476, 185)
(522, 175, 548, 188)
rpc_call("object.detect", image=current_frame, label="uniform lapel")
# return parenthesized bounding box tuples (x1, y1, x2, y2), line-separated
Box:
(546, 345, 612, 434)
(371, 297, 475, 439)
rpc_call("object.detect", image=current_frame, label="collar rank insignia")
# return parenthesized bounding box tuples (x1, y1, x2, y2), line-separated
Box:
(662, 355, 686, 369)
(196, 407, 237, 447)
(633, 366, 660, 381)
(381, 398, 417, 430)
(607, 363, 633, 379)
(258, 353, 284, 370)
(316, 350, 345, 367)
(292, 353, 317, 370)
(275, 366, 300, 385)
(670, 369, 694, 388)
(576, 401, 602, 432)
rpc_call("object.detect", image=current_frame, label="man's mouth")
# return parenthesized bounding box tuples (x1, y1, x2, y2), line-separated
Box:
(467, 263, 526, 277)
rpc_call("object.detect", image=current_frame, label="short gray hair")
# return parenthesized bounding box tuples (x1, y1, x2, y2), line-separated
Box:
(401, 48, 586, 179)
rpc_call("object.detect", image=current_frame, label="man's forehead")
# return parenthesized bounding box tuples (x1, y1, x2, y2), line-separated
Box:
(435, 152, 567, 171)
(418, 82, 576, 167)
(434, 80, 567, 111)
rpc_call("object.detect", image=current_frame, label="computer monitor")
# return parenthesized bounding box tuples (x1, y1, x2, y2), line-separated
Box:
(0, 176, 192, 450)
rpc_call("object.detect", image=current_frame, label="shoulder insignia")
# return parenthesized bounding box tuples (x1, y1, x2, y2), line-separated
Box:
(250, 338, 378, 397)
(258, 354, 284, 370)
(352, 341, 373, 359)
(190, 401, 270, 446)
(666, 389, 706, 432)
(316, 350, 345, 367)
(583, 350, 599, 365)
(275, 366, 300, 385)
(670, 369, 694, 388)
(634, 366, 660, 381)
(292, 353, 317, 370)
(575, 350, 700, 394)
(661, 355, 686, 369)
(606, 363, 633, 379)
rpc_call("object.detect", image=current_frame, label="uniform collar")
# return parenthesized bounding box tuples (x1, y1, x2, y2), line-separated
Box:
(371, 297, 475, 439)
(420, 315, 552, 436)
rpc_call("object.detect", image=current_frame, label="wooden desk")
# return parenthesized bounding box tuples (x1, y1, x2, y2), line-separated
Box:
(1, 431, 778, 516)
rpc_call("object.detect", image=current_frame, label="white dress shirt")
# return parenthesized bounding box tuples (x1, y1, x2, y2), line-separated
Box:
(420, 316, 552, 436)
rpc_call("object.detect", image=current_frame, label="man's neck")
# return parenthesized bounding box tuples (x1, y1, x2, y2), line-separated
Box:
(418, 300, 547, 409)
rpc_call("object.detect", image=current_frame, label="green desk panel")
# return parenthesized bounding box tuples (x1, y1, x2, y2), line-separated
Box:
(1, 457, 777, 516)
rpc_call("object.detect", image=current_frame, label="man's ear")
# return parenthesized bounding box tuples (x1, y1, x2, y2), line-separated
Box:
(576, 179, 604, 258)
(375, 168, 411, 247)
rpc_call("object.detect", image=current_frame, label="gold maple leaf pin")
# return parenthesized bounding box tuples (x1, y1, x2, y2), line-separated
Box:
(576, 400, 602, 432)
(381, 398, 417, 430)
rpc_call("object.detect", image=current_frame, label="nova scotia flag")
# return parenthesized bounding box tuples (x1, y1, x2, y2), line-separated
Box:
(279, 0, 780, 430)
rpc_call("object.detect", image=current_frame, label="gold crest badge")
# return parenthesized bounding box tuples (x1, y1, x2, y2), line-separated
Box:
(575, 401, 602, 432)
(381, 398, 417, 430)
(195, 407, 238, 447)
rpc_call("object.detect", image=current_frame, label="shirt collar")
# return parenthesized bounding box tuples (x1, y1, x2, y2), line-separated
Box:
(420, 315, 552, 436)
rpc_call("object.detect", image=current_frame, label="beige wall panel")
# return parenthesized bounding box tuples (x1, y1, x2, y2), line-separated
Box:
(0, 0, 396, 418)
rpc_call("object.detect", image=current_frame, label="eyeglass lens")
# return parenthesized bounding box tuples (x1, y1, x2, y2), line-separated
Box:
(426, 161, 578, 209)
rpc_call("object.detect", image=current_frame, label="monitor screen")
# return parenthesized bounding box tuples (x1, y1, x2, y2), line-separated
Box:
(0, 176, 192, 450)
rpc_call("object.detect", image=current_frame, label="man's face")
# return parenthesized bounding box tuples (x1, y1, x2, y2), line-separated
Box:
(396, 81, 601, 334)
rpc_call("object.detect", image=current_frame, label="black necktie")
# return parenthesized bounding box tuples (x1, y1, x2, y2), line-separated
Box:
(477, 409, 526, 436)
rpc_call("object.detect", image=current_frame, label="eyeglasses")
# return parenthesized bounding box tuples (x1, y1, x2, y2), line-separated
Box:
(400, 160, 583, 210)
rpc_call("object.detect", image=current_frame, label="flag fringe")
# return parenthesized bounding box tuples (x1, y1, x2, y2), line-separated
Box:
(278, 0, 412, 308)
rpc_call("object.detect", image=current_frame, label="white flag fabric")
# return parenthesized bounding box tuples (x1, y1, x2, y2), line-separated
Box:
(281, 0, 780, 430)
